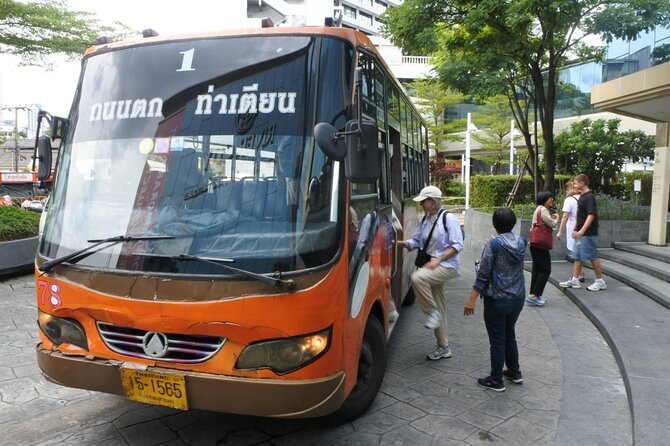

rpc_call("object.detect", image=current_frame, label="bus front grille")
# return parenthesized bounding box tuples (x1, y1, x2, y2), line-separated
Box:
(96, 322, 226, 363)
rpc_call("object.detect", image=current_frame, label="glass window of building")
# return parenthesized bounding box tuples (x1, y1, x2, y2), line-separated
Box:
(360, 12, 373, 27)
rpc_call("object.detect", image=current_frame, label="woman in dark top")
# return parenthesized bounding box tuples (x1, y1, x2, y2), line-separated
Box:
(464, 208, 527, 392)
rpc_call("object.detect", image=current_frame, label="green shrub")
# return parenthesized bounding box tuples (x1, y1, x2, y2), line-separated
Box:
(441, 181, 465, 197)
(0, 206, 40, 241)
(442, 196, 465, 206)
(621, 172, 653, 206)
(596, 194, 650, 220)
(470, 174, 572, 208)
(479, 195, 650, 221)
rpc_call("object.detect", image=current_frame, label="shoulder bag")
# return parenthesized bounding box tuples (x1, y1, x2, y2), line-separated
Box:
(415, 210, 443, 267)
(530, 209, 553, 250)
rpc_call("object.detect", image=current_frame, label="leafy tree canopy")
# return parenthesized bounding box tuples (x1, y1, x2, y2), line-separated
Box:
(471, 95, 517, 173)
(651, 42, 670, 66)
(408, 77, 465, 148)
(381, 0, 670, 192)
(0, 0, 133, 66)
(554, 118, 655, 192)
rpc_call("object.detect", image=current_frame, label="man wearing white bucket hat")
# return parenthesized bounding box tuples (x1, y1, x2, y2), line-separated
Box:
(398, 185, 464, 360)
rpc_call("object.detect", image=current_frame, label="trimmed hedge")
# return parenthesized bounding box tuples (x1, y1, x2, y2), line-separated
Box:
(0, 206, 40, 241)
(470, 175, 573, 208)
(621, 172, 653, 206)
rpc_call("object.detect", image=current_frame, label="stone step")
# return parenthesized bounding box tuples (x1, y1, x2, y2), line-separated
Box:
(598, 248, 670, 284)
(550, 261, 670, 445)
(582, 258, 670, 311)
(613, 241, 670, 263)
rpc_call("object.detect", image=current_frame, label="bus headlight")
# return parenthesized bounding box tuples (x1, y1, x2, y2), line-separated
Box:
(235, 327, 331, 374)
(38, 310, 88, 350)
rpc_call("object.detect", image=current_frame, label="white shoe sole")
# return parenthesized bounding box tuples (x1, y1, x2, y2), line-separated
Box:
(559, 283, 581, 289)
(427, 352, 452, 360)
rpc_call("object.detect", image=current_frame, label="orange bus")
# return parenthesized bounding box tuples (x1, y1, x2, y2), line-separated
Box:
(33, 25, 429, 420)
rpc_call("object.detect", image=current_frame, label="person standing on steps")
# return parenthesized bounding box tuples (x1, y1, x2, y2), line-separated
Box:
(559, 174, 607, 291)
(398, 185, 463, 361)
(556, 180, 584, 282)
(527, 191, 559, 306)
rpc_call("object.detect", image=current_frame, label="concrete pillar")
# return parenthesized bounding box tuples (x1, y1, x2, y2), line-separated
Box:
(648, 123, 670, 246)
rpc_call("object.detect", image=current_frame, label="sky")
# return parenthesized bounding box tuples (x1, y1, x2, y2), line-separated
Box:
(0, 0, 245, 128)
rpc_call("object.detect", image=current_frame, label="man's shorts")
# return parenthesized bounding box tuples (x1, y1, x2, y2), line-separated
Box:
(572, 235, 599, 261)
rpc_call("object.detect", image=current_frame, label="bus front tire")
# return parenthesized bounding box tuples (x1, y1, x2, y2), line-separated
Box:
(331, 316, 387, 422)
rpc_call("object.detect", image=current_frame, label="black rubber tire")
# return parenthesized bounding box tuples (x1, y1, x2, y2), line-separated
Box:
(330, 316, 387, 422)
(402, 286, 416, 306)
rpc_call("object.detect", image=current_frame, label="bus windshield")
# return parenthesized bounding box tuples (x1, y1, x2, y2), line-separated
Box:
(39, 35, 354, 275)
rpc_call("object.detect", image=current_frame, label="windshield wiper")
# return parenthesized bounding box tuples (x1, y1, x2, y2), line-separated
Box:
(134, 252, 297, 292)
(39, 235, 175, 273)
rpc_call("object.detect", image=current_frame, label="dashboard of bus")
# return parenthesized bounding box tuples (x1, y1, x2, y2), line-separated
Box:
(39, 34, 355, 275)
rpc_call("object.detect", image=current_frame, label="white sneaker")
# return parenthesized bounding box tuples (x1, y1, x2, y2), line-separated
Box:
(427, 345, 452, 360)
(559, 278, 581, 289)
(587, 280, 607, 291)
(424, 310, 441, 329)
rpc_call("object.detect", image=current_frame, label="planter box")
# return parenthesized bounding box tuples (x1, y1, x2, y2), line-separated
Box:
(464, 209, 670, 261)
(0, 236, 38, 278)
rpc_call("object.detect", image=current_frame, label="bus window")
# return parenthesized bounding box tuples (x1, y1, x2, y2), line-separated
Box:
(378, 130, 389, 205)
(373, 66, 385, 127)
(349, 181, 378, 265)
(388, 86, 400, 129)
(401, 146, 409, 196)
(400, 101, 407, 144)
(358, 51, 376, 119)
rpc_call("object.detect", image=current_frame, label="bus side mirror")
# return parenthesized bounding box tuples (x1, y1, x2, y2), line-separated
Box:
(344, 119, 379, 183)
(37, 136, 52, 181)
(51, 116, 68, 140)
(314, 122, 346, 161)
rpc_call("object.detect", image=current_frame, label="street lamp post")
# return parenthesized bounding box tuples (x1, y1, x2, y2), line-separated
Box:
(464, 112, 477, 210)
(2, 105, 29, 172)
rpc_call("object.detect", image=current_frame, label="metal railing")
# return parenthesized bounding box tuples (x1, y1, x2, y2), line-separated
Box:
(401, 56, 432, 65)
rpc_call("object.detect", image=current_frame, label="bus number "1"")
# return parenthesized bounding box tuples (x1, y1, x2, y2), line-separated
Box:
(177, 49, 196, 72)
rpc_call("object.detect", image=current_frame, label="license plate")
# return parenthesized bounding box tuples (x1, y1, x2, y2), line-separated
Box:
(120, 368, 188, 410)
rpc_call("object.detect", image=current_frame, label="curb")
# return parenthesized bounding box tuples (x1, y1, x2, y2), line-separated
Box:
(0, 237, 37, 280)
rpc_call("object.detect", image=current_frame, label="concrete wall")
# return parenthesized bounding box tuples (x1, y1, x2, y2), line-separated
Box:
(464, 209, 669, 261)
(0, 237, 37, 277)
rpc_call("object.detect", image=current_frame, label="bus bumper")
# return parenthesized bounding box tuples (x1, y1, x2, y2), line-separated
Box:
(36, 344, 346, 418)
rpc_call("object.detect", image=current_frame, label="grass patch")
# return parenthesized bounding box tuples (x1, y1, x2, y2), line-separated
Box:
(0, 206, 40, 241)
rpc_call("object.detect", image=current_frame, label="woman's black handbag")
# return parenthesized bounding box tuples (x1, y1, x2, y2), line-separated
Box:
(414, 212, 442, 267)
(414, 249, 432, 267)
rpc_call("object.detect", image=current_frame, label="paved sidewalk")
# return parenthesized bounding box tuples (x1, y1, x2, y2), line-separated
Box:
(0, 256, 629, 445)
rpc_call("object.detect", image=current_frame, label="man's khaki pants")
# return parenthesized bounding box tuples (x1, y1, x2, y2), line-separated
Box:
(411, 266, 458, 347)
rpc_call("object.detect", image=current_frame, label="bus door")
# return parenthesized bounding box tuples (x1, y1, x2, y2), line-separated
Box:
(388, 126, 405, 307)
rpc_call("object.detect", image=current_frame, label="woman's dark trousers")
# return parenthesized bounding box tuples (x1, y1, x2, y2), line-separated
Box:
(530, 245, 551, 297)
(483, 297, 524, 381)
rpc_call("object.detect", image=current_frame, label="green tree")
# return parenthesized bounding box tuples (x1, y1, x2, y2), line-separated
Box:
(651, 43, 670, 66)
(381, 0, 670, 194)
(409, 77, 465, 148)
(0, 0, 132, 66)
(471, 95, 515, 174)
(554, 118, 655, 193)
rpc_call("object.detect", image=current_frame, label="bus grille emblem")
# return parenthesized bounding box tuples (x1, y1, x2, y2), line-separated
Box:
(142, 332, 169, 358)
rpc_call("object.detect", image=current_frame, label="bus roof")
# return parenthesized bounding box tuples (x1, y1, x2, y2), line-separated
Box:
(85, 26, 377, 56)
